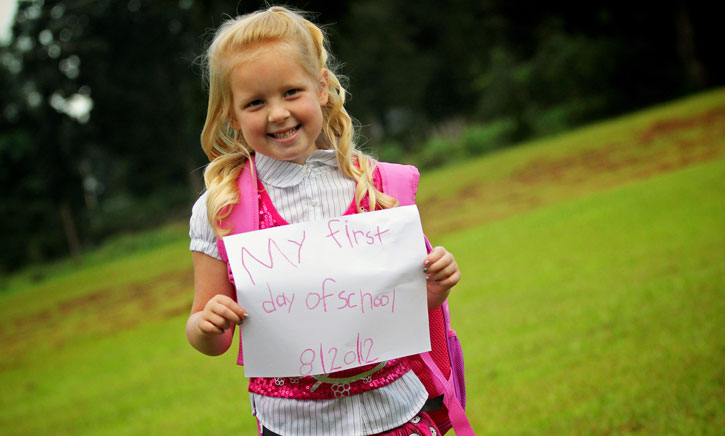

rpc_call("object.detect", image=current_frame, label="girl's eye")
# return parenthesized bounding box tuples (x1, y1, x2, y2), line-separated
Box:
(246, 99, 263, 108)
(284, 89, 299, 97)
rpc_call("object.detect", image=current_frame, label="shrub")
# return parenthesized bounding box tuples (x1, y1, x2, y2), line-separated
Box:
(375, 139, 405, 164)
(461, 119, 516, 156)
(415, 135, 465, 168)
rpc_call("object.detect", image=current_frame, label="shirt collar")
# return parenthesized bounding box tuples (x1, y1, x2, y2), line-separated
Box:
(254, 149, 339, 188)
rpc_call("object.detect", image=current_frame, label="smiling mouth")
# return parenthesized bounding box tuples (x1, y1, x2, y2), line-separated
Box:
(269, 126, 299, 139)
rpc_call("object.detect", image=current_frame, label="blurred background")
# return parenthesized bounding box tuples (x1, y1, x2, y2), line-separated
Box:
(1, 0, 721, 272)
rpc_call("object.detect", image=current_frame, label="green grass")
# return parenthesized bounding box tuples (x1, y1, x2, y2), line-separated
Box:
(447, 157, 724, 434)
(0, 224, 259, 435)
(1, 88, 723, 435)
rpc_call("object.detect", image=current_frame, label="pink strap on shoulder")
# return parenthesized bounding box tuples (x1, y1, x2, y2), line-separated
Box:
(216, 158, 259, 264)
(215, 158, 258, 366)
(376, 161, 420, 207)
(231, 158, 260, 232)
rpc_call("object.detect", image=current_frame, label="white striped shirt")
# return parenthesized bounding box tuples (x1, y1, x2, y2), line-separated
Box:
(188, 150, 355, 259)
(189, 150, 428, 435)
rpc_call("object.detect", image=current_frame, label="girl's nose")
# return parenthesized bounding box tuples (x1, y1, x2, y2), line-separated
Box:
(268, 104, 290, 124)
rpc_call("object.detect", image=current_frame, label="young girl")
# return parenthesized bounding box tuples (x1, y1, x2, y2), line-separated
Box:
(187, 6, 461, 436)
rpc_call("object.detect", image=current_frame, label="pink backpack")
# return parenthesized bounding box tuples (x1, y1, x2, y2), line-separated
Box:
(376, 162, 474, 435)
(219, 159, 474, 435)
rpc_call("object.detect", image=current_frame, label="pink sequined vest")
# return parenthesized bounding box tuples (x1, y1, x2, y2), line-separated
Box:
(217, 161, 411, 400)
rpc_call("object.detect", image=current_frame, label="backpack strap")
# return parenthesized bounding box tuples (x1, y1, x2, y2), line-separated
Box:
(375, 161, 420, 207)
(420, 351, 475, 435)
(378, 161, 474, 434)
(215, 157, 258, 366)
(216, 158, 259, 270)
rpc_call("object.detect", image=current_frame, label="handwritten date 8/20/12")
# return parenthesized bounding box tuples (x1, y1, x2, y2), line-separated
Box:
(299, 333, 378, 376)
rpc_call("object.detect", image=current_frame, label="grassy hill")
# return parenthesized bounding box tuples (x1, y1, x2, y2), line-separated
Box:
(1, 88, 723, 435)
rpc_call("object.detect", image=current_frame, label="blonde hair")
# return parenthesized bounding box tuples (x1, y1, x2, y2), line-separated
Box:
(201, 6, 397, 236)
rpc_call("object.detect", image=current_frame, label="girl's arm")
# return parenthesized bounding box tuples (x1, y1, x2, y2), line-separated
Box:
(423, 246, 461, 310)
(186, 252, 248, 356)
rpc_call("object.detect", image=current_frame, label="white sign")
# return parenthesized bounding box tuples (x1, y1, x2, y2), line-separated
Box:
(223, 205, 431, 377)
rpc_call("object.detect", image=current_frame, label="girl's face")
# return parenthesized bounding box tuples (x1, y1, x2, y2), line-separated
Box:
(229, 45, 328, 165)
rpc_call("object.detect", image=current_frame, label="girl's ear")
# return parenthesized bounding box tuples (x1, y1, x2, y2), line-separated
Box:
(318, 69, 329, 106)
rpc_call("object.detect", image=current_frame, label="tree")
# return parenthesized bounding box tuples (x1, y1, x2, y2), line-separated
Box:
(1, 0, 92, 268)
(1, 0, 720, 272)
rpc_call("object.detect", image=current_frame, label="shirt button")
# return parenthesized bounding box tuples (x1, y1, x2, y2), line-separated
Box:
(304, 166, 311, 175)
(311, 199, 319, 207)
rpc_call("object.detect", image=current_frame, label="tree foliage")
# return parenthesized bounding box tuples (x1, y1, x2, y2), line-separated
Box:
(0, 0, 721, 271)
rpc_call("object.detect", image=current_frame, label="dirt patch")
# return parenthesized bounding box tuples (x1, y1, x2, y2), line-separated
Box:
(511, 144, 635, 185)
(56, 269, 192, 315)
(511, 107, 725, 186)
(420, 106, 725, 238)
(638, 107, 725, 144)
(0, 268, 195, 368)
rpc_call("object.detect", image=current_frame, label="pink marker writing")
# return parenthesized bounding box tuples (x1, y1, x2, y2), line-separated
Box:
(325, 219, 389, 249)
(240, 232, 306, 285)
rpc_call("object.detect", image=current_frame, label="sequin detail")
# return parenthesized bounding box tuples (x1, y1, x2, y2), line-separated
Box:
(248, 359, 411, 399)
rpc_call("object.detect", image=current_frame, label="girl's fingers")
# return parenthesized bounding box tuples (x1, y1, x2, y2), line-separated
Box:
(435, 269, 461, 287)
(427, 256, 453, 274)
(227, 302, 249, 324)
(423, 246, 460, 307)
(426, 261, 457, 282)
(424, 248, 460, 287)
(197, 298, 248, 336)
(208, 295, 249, 326)
(199, 316, 226, 335)
(427, 272, 460, 292)
(220, 295, 248, 319)
(423, 246, 446, 266)
(425, 252, 455, 275)
(213, 302, 244, 326)
(210, 311, 234, 330)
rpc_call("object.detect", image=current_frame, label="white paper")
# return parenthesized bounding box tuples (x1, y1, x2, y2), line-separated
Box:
(223, 205, 431, 377)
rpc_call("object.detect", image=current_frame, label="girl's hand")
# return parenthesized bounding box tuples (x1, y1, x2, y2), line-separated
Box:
(187, 252, 245, 356)
(195, 294, 248, 335)
(424, 246, 460, 309)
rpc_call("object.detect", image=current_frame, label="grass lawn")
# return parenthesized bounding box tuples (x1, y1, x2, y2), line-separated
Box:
(448, 157, 724, 434)
(1, 88, 723, 435)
